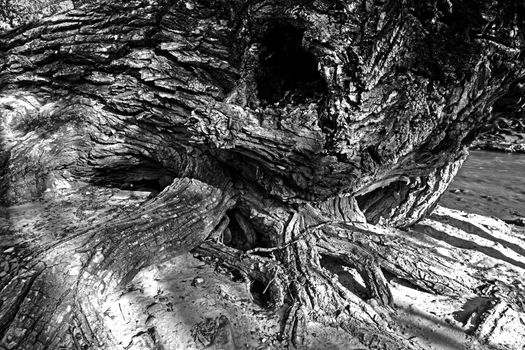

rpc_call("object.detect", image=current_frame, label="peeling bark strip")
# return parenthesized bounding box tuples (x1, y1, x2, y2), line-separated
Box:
(1, 0, 525, 349)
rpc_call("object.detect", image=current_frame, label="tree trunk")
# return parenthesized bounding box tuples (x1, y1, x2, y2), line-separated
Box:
(1, 0, 524, 349)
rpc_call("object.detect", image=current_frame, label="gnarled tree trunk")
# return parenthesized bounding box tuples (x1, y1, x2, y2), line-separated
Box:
(0, 0, 524, 349)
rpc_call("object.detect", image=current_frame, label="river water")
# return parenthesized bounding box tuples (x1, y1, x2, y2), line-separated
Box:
(439, 150, 525, 220)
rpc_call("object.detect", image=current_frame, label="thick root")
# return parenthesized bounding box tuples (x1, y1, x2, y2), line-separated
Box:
(0, 178, 234, 349)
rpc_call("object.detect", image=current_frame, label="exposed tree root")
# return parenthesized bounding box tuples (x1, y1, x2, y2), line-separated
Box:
(2, 179, 525, 349)
(194, 204, 421, 349)
(193, 199, 525, 349)
(0, 178, 234, 349)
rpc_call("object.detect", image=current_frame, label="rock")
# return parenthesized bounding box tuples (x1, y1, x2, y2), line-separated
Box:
(192, 318, 216, 347)
(191, 315, 236, 349)
(212, 315, 236, 350)
(191, 277, 205, 287)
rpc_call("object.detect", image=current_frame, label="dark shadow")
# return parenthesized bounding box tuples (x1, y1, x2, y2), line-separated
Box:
(249, 279, 272, 309)
(396, 304, 469, 350)
(356, 180, 409, 224)
(90, 161, 175, 193)
(452, 297, 494, 334)
(414, 224, 525, 270)
(431, 213, 525, 258)
(320, 255, 369, 299)
(382, 269, 429, 293)
(224, 209, 248, 251)
(256, 21, 327, 105)
(224, 209, 271, 252)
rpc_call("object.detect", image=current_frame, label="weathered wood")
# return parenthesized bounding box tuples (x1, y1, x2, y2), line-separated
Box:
(356, 154, 467, 227)
(1, 0, 525, 349)
(0, 178, 234, 349)
(1, 0, 522, 204)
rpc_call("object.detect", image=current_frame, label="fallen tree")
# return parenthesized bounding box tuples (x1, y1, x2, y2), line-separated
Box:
(0, 0, 524, 349)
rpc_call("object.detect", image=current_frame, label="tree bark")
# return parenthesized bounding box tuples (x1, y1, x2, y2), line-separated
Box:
(1, 0, 524, 349)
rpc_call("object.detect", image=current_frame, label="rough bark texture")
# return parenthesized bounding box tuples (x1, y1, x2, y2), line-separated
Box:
(0, 0, 77, 31)
(1, 0, 525, 349)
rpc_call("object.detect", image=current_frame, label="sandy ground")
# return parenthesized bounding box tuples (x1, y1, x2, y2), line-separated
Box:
(100, 252, 366, 350)
(440, 150, 525, 221)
